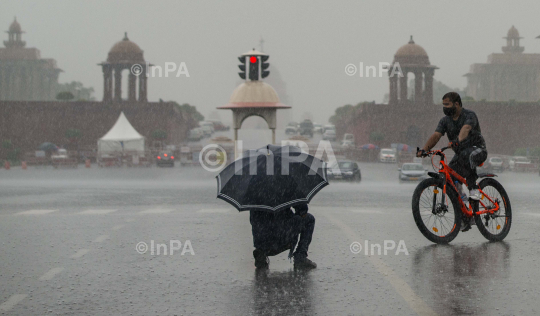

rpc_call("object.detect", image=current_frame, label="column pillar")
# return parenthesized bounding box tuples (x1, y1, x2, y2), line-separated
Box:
(102, 65, 112, 102)
(271, 128, 275, 144)
(399, 71, 408, 102)
(114, 67, 122, 101)
(424, 70, 434, 106)
(234, 128, 239, 159)
(389, 74, 398, 104)
(414, 70, 423, 104)
(138, 70, 147, 102)
(128, 71, 136, 102)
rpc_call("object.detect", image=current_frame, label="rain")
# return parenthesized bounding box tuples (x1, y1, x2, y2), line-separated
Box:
(1, 1, 540, 315)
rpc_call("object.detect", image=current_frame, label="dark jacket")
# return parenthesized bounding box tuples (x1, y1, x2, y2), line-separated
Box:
(250, 204, 309, 256)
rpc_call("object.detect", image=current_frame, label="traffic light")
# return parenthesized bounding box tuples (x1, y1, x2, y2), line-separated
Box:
(249, 56, 259, 81)
(238, 56, 246, 79)
(260, 55, 270, 78)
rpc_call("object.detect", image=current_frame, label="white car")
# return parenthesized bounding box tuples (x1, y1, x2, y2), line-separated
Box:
(200, 121, 215, 134)
(486, 157, 504, 172)
(323, 129, 336, 141)
(379, 148, 397, 163)
(398, 163, 428, 182)
(285, 126, 297, 135)
(313, 123, 323, 134)
(200, 125, 213, 137)
(188, 128, 204, 141)
(341, 140, 355, 149)
(323, 124, 335, 133)
(342, 133, 355, 143)
(509, 156, 531, 171)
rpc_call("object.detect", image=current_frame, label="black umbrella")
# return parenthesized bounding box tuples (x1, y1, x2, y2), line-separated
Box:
(216, 144, 329, 212)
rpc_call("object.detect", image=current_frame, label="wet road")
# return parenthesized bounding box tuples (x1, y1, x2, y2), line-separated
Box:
(1, 157, 540, 315)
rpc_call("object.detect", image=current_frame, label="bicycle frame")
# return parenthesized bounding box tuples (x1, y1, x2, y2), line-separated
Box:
(427, 148, 500, 218)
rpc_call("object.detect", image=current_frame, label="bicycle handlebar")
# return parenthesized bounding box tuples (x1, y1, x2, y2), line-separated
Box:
(416, 146, 450, 158)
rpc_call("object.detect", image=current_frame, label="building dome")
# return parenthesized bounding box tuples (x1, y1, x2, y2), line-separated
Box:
(8, 18, 22, 33)
(107, 33, 144, 63)
(506, 25, 520, 38)
(218, 81, 290, 109)
(394, 36, 430, 66)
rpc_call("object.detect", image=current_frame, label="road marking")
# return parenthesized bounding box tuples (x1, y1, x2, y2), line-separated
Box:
(0, 294, 27, 312)
(79, 209, 117, 215)
(14, 209, 58, 215)
(322, 213, 438, 316)
(93, 235, 109, 243)
(39, 267, 64, 281)
(139, 208, 172, 214)
(71, 249, 90, 259)
(197, 208, 232, 213)
(112, 224, 124, 231)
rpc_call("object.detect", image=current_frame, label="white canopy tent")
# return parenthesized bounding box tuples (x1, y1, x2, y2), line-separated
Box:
(98, 112, 145, 153)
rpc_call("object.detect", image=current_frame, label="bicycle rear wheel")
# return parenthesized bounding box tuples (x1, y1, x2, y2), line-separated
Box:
(412, 178, 462, 244)
(474, 178, 512, 241)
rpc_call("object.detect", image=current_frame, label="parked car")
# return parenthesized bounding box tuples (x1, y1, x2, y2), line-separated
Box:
(323, 124, 335, 134)
(200, 121, 215, 136)
(398, 163, 427, 182)
(509, 156, 532, 172)
(486, 156, 504, 172)
(298, 119, 314, 137)
(200, 125, 213, 137)
(342, 133, 355, 143)
(379, 148, 397, 163)
(341, 140, 355, 149)
(285, 126, 297, 135)
(208, 120, 230, 131)
(326, 160, 361, 182)
(156, 151, 175, 167)
(313, 123, 323, 134)
(188, 128, 203, 141)
(322, 129, 337, 141)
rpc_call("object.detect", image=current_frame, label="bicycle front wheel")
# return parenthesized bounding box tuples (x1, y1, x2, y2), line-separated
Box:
(474, 178, 512, 241)
(412, 178, 462, 244)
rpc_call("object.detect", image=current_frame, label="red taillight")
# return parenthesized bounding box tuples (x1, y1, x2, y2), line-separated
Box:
(157, 156, 161, 159)
(164, 153, 168, 157)
(171, 156, 174, 159)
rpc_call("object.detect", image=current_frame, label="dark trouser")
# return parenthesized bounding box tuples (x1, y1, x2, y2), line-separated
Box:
(449, 146, 488, 190)
(256, 214, 316, 259)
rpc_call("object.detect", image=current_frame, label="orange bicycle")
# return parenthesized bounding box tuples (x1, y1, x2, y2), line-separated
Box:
(412, 146, 512, 244)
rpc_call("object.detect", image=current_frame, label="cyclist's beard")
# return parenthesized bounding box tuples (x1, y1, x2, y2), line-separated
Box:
(443, 105, 456, 117)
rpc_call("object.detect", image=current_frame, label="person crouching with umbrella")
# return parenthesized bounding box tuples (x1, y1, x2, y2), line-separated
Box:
(216, 144, 328, 270)
(250, 203, 316, 269)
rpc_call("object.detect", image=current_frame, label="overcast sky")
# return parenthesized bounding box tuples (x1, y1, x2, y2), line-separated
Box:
(3, 0, 540, 124)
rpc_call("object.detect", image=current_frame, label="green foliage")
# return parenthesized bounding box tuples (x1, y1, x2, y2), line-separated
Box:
(2, 140, 12, 149)
(369, 131, 385, 142)
(171, 102, 205, 122)
(151, 129, 167, 140)
(6, 148, 20, 162)
(515, 147, 540, 157)
(56, 91, 75, 101)
(65, 129, 82, 140)
(56, 81, 95, 101)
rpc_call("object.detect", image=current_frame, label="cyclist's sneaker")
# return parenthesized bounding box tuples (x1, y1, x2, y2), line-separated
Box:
(469, 189, 481, 200)
(461, 217, 474, 232)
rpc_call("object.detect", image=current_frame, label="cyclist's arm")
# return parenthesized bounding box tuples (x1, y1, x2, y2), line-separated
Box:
(422, 132, 442, 152)
(458, 124, 472, 142)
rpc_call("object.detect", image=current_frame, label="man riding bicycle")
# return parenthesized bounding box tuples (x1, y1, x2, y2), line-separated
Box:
(417, 92, 488, 202)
